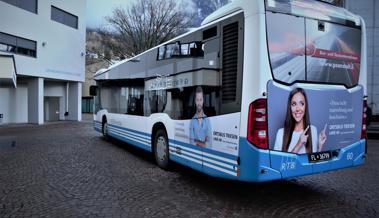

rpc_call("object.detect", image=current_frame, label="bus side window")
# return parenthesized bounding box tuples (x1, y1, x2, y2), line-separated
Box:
(158, 41, 203, 60)
(126, 87, 144, 116)
(181, 43, 189, 56)
(145, 90, 167, 115)
(162, 42, 180, 59)
(120, 87, 129, 114)
(157, 90, 167, 112)
(146, 91, 157, 114)
(94, 87, 102, 113)
(127, 96, 144, 115)
(157, 46, 165, 60)
(189, 42, 204, 57)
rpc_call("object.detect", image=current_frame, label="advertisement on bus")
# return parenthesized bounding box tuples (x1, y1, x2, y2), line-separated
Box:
(172, 86, 240, 156)
(266, 10, 363, 155)
(268, 81, 363, 154)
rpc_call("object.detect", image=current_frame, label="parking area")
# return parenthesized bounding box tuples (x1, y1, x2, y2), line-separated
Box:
(0, 117, 378, 218)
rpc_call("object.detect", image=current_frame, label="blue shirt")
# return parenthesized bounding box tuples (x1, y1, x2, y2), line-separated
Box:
(189, 113, 212, 148)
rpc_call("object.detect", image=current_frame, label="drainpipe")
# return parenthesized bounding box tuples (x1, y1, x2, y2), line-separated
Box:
(65, 82, 69, 117)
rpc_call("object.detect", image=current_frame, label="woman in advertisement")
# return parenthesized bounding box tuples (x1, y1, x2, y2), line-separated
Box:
(274, 88, 327, 154)
(189, 86, 212, 148)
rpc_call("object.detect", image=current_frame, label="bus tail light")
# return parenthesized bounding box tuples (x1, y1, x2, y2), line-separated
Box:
(247, 99, 268, 149)
(361, 99, 368, 139)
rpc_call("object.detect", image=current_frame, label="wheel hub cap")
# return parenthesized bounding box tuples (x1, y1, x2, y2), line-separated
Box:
(156, 136, 167, 161)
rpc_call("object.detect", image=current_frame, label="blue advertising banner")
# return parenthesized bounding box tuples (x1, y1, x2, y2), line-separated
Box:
(268, 81, 363, 154)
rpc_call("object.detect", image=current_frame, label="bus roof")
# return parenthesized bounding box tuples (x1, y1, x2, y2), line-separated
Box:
(95, 0, 362, 81)
(94, 0, 249, 80)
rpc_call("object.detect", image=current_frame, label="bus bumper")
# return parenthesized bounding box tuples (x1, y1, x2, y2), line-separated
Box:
(238, 138, 366, 182)
(94, 120, 102, 132)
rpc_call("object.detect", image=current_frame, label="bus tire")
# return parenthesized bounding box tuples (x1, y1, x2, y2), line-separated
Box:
(102, 119, 109, 140)
(153, 129, 170, 169)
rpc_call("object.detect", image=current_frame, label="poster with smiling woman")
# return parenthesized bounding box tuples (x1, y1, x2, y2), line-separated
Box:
(273, 88, 327, 154)
(268, 81, 363, 155)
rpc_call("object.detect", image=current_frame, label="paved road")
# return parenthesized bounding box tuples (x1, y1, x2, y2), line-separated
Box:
(0, 118, 378, 218)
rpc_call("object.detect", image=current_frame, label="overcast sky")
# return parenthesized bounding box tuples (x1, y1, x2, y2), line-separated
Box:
(86, 0, 134, 29)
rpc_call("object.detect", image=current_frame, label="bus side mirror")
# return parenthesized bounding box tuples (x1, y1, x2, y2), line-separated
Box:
(89, 85, 98, 96)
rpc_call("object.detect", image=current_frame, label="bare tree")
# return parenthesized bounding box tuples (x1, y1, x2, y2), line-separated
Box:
(208, 0, 231, 10)
(99, 0, 193, 59)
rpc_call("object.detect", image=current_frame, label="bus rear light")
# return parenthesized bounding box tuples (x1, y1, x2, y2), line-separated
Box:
(361, 99, 368, 139)
(255, 116, 266, 122)
(247, 99, 268, 149)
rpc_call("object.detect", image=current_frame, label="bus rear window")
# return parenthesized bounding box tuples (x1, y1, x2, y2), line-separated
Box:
(266, 12, 306, 84)
(305, 19, 361, 87)
(266, 12, 362, 87)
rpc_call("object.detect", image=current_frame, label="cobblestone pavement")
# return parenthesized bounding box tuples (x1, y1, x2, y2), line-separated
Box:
(0, 117, 378, 218)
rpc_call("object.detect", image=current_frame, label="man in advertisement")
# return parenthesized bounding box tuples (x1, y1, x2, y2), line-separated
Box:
(189, 86, 212, 148)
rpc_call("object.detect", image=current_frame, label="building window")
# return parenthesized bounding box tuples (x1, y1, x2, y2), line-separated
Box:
(0, 32, 37, 57)
(51, 6, 78, 29)
(0, 0, 38, 14)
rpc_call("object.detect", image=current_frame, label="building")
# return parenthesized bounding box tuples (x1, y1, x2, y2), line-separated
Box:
(344, 0, 379, 115)
(82, 59, 108, 113)
(0, 0, 86, 124)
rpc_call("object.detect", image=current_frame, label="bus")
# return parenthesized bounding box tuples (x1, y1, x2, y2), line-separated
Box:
(90, 0, 367, 182)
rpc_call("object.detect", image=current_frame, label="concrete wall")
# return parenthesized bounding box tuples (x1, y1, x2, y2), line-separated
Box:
(28, 78, 44, 124)
(68, 82, 82, 121)
(0, 84, 28, 124)
(346, 0, 379, 114)
(0, 80, 83, 124)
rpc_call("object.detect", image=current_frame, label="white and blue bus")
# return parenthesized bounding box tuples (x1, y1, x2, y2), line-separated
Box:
(91, 0, 368, 182)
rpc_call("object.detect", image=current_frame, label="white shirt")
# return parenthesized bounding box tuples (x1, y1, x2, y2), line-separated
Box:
(274, 125, 318, 154)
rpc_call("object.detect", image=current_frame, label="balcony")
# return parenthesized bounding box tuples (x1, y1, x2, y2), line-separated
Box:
(0, 55, 17, 88)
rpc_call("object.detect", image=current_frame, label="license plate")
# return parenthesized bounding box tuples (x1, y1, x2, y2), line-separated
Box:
(308, 151, 332, 163)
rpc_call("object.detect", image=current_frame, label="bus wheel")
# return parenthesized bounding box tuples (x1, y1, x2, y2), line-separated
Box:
(102, 120, 109, 140)
(154, 129, 170, 169)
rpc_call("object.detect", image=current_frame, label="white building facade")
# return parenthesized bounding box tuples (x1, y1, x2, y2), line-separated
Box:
(0, 0, 86, 124)
(345, 0, 379, 115)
